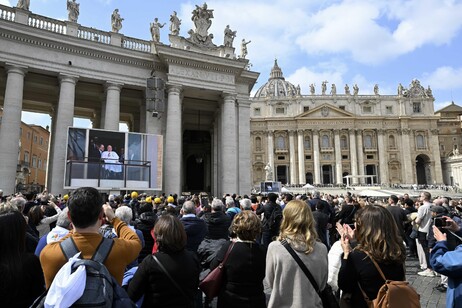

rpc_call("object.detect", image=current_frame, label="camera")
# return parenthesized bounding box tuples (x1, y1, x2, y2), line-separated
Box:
(152, 111, 158, 118)
(434, 217, 450, 227)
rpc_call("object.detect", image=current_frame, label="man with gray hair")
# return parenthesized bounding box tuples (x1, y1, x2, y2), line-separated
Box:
(225, 196, 241, 220)
(240, 198, 252, 211)
(34, 208, 72, 257)
(180, 200, 207, 252)
(203, 199, 231, 240)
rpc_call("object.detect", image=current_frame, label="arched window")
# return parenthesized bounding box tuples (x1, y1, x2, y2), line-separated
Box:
(255, 137, 261, 151)
(276, 136, 285, 149)
(304, 136, 311, 150)
(389, 135, 396, 149)
(321, 135, 330, 148)
(256, 167, 262, 181)
(340, 135, 348, 149)
(416, 134, 425, 149)
(364, 134, 373, 148)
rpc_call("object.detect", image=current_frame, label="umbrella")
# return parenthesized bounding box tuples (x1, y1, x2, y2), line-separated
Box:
(302, 183, 315, 189)
(357, 189, 391, 198)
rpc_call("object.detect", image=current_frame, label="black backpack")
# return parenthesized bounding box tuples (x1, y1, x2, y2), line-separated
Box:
(32, 237, 135, 308)
(267, 204, 283, 232)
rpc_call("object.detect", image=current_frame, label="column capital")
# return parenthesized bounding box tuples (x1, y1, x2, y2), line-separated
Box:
(166, 84, 183, 94)
(105, 81, 124, 91)
(377, 128, 386, 135)
(267, 130, 274, 137)
(333, 129, 341, 135)
(312, 129, 320, 135)
(222, 92, 237, 101)
(348, 128, 356, 134)
(297, 129, 304, 135)
(5, 63, 28, 76)
(288, 129, 296, 135)
(430, 129, 439, 135)
(58, 74, 79, 85)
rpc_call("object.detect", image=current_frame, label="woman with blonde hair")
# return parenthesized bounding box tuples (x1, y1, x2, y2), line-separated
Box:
(339, 205, 407, 307)
(265, 200, 328, 308)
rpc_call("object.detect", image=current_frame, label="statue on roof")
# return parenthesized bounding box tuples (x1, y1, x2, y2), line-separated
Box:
(240, 39, 251, 59)
(67, 0, 79, 23)
(331, 84, 337, 95)
(426, 86, 433, 98)
(374, 84, 379, 95)
(310, 83, 315, 95)
(353, 84, 359, 95)
(169, 11, 181, 36)
(223, 25, 236, 47)
(321, 81, 328, 95)
(111, 9, 123, 33)
(150, 18, 166, 42)
(398, 83, 403, 96)
(345, 84, 350, 95)
(16, 0, 30, 10)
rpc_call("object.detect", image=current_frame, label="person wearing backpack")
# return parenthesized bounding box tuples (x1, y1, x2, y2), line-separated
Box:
(338, 205, 419, 308)
(40, 186, 142, 288)
(257, 193, 282, 247)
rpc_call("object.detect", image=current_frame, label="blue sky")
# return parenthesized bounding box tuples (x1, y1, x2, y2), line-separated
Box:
(3, 0, 462, 128)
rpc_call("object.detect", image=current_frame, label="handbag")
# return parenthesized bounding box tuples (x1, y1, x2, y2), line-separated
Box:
(281, 239, 339, 308)
(199, 242, 235, 298)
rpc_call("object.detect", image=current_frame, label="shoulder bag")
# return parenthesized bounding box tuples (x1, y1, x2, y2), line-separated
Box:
(281, 239, 339, 308)
(199, 241, 235, 298)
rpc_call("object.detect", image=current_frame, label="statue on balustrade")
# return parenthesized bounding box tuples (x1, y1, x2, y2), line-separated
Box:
(265, 163, 273, 181)
(169, 11, 181, 36)
(111, 9, 124, 33)
(16, 0, 30, 10)
(150, 18, 166, 42)
(353, 84, 359, 95)
(67, 0, 79, 23)
(310, 83, 315, 95)
(321, 81, 328, 95)
(397, 83, 403, 96)
(330, 83, 336, 95)
(345, 84, 350, 95)
(240, 39, 251, 59)
(374, 84, 379, 95)
(223, 25, 237, 47)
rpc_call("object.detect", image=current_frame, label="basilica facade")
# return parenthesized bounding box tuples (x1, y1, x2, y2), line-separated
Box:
(250, 61, 444, 187)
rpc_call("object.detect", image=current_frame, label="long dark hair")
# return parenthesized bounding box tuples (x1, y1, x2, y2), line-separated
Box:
(0, 210, 27, 294)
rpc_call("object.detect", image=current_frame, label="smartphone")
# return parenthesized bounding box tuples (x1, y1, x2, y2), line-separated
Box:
(434, 217, 450, 227)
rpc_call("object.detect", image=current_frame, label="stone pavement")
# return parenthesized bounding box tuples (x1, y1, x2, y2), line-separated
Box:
(406, 256, 447, 307)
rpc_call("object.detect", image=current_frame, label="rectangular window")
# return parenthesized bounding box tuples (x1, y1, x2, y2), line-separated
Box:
(342, 155, 348, 160)
(303, 106, 310, 112)
(38, 159, 42, 169)
(24, 152, 30, 163)
(386, 106, 393, 114)
(362, 106, 372, 113)
(305, 155, 311, 160)
(413, 102, 421, 113)
(339, 106, 346, 110)
(20, 127, 23, 136)
(27, 132, 31, 139)
(277, 156, 285, 160)
(40, 137, 43, 145)
(366, 155, 374, 159)
(32, 156, 37, 168)
(34, 135, 38, 143)
(275, 107, 285, 114)
(254, 108, 261, 116)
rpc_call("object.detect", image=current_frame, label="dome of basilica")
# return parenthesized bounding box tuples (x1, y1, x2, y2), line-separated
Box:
(254, 59, 298, 99)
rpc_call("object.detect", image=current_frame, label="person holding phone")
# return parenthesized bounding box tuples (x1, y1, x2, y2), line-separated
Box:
(430, 216, 462, 307)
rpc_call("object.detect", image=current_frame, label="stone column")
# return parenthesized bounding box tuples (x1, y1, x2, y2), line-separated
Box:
(164, 85, 183, 195)
(221, 93, 237, 195)
(297, 130, 306, 184)
(349, 129, 358, 184)
(400, 128, 413, 184)
(104, 82, 123, 131)
(48, 74, 78, 194)
(430, 129, 443, 184)
(377, 129, 388, 185)
(0, 65, 27, 194)
(267, 130, 274, 178)
(356, 130, 365, 183)
(289, 130, 297, 184)
(237, 98, 251, 194)
(334, 129, 343, 185)
(312, 130, 321, 184)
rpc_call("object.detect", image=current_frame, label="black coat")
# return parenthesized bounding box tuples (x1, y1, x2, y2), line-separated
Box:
(128, 250, 200, 308)
(181, 216, 208, 253)
(135, 211, 157, 263)
(203, 211, 231, 240)
(210, 241, 267, 308)
(256, 201, 280, 232)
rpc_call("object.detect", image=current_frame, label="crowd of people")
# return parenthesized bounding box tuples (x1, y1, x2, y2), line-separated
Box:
(1, 187, 462, 307)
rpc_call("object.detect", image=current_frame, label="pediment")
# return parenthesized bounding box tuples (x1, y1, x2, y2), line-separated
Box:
(435, 102, 462, 114)
(296, 104, 355, 119)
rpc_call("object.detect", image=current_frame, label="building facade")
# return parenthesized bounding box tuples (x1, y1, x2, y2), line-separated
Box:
(0, 4, 258, 196)
(0, 110, 50, 192)
(250, 61, 443, 187)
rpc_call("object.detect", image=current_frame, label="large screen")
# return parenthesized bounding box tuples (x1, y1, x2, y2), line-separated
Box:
(65, 127, 163, 191)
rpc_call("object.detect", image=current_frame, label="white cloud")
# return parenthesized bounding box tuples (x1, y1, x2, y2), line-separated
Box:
(296, 0, 462, 64)
(0, 0, 11, 6)
(421, 66, 462, 90)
